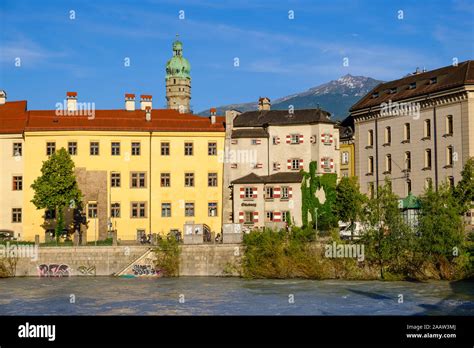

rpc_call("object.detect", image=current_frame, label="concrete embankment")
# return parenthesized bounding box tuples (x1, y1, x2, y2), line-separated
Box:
(11, 244, 242, 277)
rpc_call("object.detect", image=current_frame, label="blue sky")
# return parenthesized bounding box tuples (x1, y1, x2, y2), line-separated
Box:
(1, 0, 473, 112)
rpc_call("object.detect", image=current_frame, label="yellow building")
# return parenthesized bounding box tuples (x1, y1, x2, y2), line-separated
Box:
(22, 100, 225, 242)
(339, 116, 355, 178)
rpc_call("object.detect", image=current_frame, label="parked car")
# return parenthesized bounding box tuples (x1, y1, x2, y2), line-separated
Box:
(0, 230, 14, 242)
(339, 222, 365, 240)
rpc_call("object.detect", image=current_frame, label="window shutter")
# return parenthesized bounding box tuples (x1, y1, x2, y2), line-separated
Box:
(287, 159, 292, 169)
(240, 187, 245, 198)
(273, 187, 281, 198)
(286, 135, 291, 144)
(321, 133, 325, 143)
(274, 212, 282, 222)
(231, 139, 238, 144)
(253, 211, 259, 223)
(238, 212, 244, 223)
(330, 134, 334, 143)
(255, 139, 261, 145)
(299, 159, 304, 169)
(252, 188, 258, 198)
(299, 135, 304, 143)
(330, 159, 334, 169)
(288, 188, 293, 198)
(320, 158, 325, 169)
(276, 137, 280, 144)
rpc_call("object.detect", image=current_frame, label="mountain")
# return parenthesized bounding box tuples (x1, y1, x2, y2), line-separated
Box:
(198, 74, 383, 120)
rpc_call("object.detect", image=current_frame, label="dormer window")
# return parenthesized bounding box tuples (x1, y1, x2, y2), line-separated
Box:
(372, 92, 379, 98)
(409, 82, 416, 89)
(429, 77, 437, 84)
(388, 87, 397, 94)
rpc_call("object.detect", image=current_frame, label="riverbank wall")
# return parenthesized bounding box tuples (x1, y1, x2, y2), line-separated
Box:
(8, 244, 242, 277)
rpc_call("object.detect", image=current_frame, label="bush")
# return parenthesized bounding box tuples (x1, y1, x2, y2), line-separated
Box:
(154, 237, 180, 277)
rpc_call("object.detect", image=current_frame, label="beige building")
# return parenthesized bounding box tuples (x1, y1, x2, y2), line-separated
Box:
(0, 93, 27, 239)
(223, 98, 340, 227)
(350, 61, 474, 200)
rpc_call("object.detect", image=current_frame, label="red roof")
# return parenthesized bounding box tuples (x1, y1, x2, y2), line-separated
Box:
(0, 101, 28, 134)
(0, 100, 225, 134)
(140, 95, 152, 100)
(66, 92, 77, 97)
(125, 93, 135, 99)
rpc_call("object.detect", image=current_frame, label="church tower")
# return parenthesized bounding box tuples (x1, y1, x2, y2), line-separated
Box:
(165, 36, 191, 113)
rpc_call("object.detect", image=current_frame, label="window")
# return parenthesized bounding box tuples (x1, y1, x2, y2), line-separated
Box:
(368, 183, 375, 199)
(425, 178, 433, 189)
(12, 176, 22, 191)
(68, 142, 77, 155)
(185, 202, 195, 217)
(46, 142, 56, 156)
(111, 142, 120, 156)
(90, 142, 99, 156)
(281, 186, 290, 199)
(290, 134, 300, 144)
(244, 211, 254, 224)
(389, 87, 397, 94)
(404, 123, 410, 142)
(12, 208, 22, 223)
(184, 142, 193, 156)
(446, 115, 453, 135)
(406, 179, 412, 195)
(13, 142, 22, 157)
(385, 155, 392, 173)
(161, 142, 170, 156)
(161, 203, 171, 217)
(131, 172, 146, 188)
(281, 211, 289, 222)
(131, 142, 141, 156)
(384, 127, 391, 145)
(368, 156, 374, 174)
(291, 159, 300, 170)
(111, 203, 121, 218)
(425, 149, 432, 169)
(208, 142, 217, 155)
(405, 152, 411, 171)
(184, 173, 194, 187)
(446, 146, 453, 166)
(341, 151, 349, 165)
(409, 82, 416, 89)
(208, 173, 218, 187)
(372, 92, 379, 98)
(266, 211, 274, 222)
(448, 176, 455, 189)
(208, 202, 218, 217)
(273, 162, 280, 171)
(45, 209, 56, 220)
(265, 186, 274, 199)
(161, 173, 170, 187)
(244, 187, 254, 199)
(424, 120, 431, 138)
(272, 136, 279, 145)
(429, 77, 437, 84)
(111, 172, 121, 187)
(132, 202, 147, 218)
(367, 130, 374, 147)
(251, 139, 260, 145)
(88, 203, 98, 218)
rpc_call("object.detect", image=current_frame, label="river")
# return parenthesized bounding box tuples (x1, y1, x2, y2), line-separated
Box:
(0, 277, 472, 315)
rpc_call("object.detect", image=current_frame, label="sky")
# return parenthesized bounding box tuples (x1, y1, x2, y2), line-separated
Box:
(0, 0, 473, 113)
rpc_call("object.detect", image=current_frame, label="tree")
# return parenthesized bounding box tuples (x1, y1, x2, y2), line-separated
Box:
(31, 148, 83, 241)
(454, 157, 474, 214)
(335, 176, 366, 239)
(417, 183, 464, 264)
(361, 181, 413, 279)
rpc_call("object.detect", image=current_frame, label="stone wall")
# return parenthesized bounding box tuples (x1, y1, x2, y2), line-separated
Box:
(11, 244, 243, 277)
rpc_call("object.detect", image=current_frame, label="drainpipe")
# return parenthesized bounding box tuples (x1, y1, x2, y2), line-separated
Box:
(426, 95, 438, 191)
(373, 107, 379, 197)
(149, 131, 152, 236)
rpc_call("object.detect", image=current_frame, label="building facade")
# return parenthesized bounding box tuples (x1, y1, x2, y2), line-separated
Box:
(223, 98, 340, 227)
(339, 116, 355, 178)
(350, 61, 474, 199)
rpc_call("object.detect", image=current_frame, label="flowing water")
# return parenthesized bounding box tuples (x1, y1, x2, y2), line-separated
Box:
(0, 277, 472, 315)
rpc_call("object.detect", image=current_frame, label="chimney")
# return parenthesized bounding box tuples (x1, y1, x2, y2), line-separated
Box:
(145, 106, 151, 122)
(257, 97, 271, 111)
(66, 91, 77, 112)
(0, 90, 6, 105)
(140, 95, 152, 110)
(210, 107, 217, 124)
(125, 93, 135, 111)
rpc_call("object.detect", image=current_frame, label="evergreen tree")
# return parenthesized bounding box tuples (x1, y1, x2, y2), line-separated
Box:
(454, 157, 474, 214)
(335, 176, 366, 239)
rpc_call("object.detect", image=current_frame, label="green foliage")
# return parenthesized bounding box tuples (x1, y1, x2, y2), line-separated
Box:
(454, 157, 474, 214)
(417, 183, 464, 262)
(31, 148, 83, 240)
(360, 181, 414, 279)
(301, 162, 338, 231)
(335, 176, 366, 238)
(154, 237, 180, 277)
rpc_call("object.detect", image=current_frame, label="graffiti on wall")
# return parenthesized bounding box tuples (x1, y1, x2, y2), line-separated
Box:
(78, 265, 96, 276)
(38, 264, 70, 277)
(132, 264, 161, 276)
